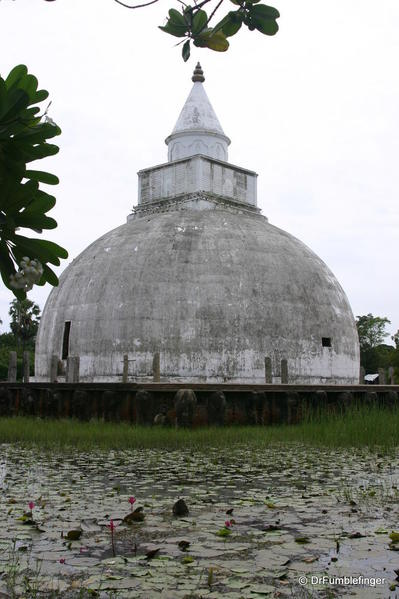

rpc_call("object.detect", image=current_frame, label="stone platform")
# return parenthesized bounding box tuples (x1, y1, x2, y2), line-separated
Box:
(0, 383, 398, 427)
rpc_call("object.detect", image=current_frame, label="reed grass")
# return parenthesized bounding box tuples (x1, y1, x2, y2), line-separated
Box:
(0, 404, 398, 450)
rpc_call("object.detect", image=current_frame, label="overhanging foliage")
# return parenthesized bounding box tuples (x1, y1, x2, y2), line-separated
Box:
(0, 64, 67, 300)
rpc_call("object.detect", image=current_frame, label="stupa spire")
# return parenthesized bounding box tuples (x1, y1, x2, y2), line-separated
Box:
(165, 64, 230, 162)
(191, 62, 205, 83)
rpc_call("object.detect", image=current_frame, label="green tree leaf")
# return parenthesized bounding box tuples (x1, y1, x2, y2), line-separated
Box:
(25, 143, 60, 162)
(182, 40, 191, 62)
(16, 213, 57, 230)
(159, 8, 189, 37)
(194, 29, 229, 51)
(34, 89, 49, 103)
(223, 12, 243, 37)
(168, 8, 187, 27)
(213, 12, 243, 37)
(10, 235, 66, 266)
(41, 263, 59, 287)
(0, 89, 30, 122)
(250, 3, 279, 18)
(192, 10, 208, 34)
(19, 190, 56, 216)
(0, 180, 39, 214)
(4, 65, 28, 89)
(248, 4, 279, 35)
(18, 74, 39, 98)
(13, 124, 61, 143)
(0, 242, 16, 289)
(24, 170, 59, 185)
(159, 23, 187, 38)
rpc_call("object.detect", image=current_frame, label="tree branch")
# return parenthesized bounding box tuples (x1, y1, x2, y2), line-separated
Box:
(114, 0, 160, 9)
(192, 0, 214, 10)
(206, 0, 224, 25)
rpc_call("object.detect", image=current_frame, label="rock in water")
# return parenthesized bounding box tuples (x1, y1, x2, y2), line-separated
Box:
(173, 499, 189, 517)
(123, 508, 145, 523)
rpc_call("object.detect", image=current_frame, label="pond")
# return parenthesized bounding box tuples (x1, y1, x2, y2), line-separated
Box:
(0, 443, 398, 598)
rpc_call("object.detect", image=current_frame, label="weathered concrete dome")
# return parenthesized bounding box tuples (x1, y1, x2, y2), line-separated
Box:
(35, 207, 359, 383)
(35, 65, 359, 383)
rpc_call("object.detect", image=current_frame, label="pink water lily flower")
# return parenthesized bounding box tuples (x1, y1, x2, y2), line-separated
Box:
(107, 519, 116, 532)
(59, 558, 66, 564)
(225, 520, 232, 528)
(28, 501, 35, 511)
(128, 496, 136, 506)
(107, 519, 117, 557)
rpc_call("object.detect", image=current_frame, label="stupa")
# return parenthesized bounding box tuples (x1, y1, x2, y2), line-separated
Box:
(35, 64, 360, 383)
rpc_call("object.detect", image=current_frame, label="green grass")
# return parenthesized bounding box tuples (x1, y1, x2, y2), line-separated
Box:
(0, 404, 398, 450)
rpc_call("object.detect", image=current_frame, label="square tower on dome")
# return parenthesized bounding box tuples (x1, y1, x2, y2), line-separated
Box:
(131, 63, 259, 220)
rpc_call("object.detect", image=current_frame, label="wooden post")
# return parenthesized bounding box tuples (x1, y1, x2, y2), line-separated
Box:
(359, 366, 365, 384)
(66, 356, 80, 383)
(66, 357, 73, 383)
(378, 368, 386, 385)
(75, 356, 80, 383)
(388, 366, 394, 385)
(264, 357, 272, 383)
(50, 355, 58, 383)
(122, 354, 129, 383)
(8, 351, 17, 382)
(153, 352, 160, 383)
(281, 359, 288, 384)
(23, 351, 30, 383)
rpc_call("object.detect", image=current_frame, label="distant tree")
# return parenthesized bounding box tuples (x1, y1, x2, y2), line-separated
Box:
(356, 314, 399, 379)
(392, 330, 399, 350)
(0, 331, 17, 348)
(0, 329, 35, 381)
(9, 298, 41, 351)
(356, 314, 391, 351)
(363, 343, 396, 372)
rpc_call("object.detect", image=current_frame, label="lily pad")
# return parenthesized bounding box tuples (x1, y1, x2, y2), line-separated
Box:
(248, 583, 275, 595)
(65, 528, 82, 540)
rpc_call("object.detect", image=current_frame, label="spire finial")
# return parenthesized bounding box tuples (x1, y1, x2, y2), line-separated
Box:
(192, 62, 205, 83)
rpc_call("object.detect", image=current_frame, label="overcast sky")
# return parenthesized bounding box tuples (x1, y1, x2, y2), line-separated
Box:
(1, 0, 398, 340)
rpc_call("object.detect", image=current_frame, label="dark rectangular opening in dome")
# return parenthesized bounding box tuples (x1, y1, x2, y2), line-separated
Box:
(62, 321, 71, 359)
(322, 337, 332, 347)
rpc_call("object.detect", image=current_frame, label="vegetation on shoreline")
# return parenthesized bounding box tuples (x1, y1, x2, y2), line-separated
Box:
(0, 404, 398, 450)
